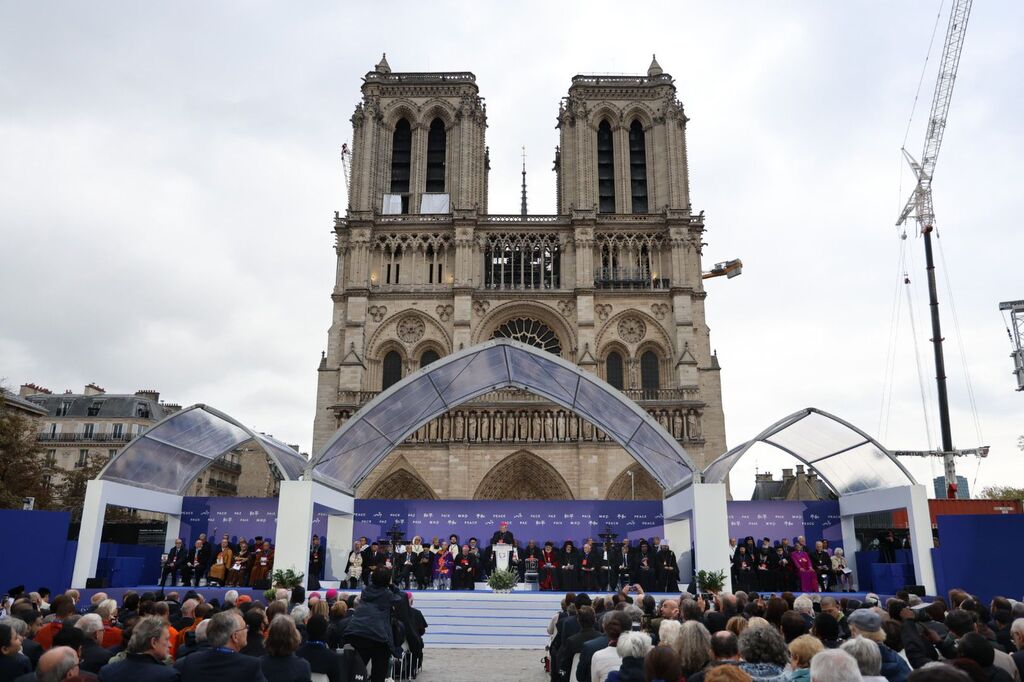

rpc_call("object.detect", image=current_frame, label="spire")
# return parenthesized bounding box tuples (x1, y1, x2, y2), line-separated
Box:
(647, 54, 663, 77)
(375, 53, 391, 74)
(520, 146, 528, 218)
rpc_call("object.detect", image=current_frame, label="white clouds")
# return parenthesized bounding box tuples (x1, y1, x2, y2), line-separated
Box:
(1, 1, 1021, 495)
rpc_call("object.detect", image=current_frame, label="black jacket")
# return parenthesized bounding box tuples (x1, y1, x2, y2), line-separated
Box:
(80, 639, 114, 674)
(98, 652, 180, 682)
(558, 627, 598, 680)
(259, 654, 311, 682)
(176, 648, 267, 682)
(165, 546, 187, 569)
(296, 642, 344, 682)
(344, 585, 402, 648)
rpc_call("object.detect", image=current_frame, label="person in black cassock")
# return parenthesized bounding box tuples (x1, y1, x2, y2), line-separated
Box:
(308, 535, 323, 591)
(656, 542, 680, 592)
(559, 541, 579, 591)
(490, 521, 514, 546)
(811, 540, 832, 592)
(755, 538, 775, 592)
(878, 531, 898, 563)
(631, 540, 655, 591)
(452, 545, 478, 590)
(732, 545, 755, 592)
(579, 541, 600, 591)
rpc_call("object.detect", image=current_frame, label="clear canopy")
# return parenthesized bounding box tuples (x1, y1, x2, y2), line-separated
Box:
(99, 404, 309, 495)
(310, 339, 697, 493)
(701, 408, 916, 496)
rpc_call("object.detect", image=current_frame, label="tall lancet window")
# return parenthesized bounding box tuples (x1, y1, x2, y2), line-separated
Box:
(629, 120, 648, 214)
(382, 351, 403, 390)
(390, 118, 412, 213)
(597, 119, 615, 214)
(425, 118, 446, 193)
(606, 351, 624, 390)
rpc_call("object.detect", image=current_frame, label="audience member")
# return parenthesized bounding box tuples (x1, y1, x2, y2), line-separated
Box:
(809, 648, 863, 682)
(788, 634, 824, 681)
(840, 636, 886, 681)
(175, 611, 265, 682)
(608, 631, 652, 682)
(259, 615, 310, 682)
(0, 621, 31, 681)
(736, 626, 788, 681)
(75, 613, 113, 674)
(97, 616, 178, 682)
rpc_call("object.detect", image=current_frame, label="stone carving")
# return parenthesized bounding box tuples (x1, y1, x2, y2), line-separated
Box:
(686, 408, 702, 439)
(617, 317, 647, 344)
(368, 306, 387, 323)
(651, 303, 671, 320)
(396, 315, 425, 343)
(472, 300, 490, 317)
(436, 304, 454, 322)
(557, 300, 575, 318)
(595, 304, 612, 322)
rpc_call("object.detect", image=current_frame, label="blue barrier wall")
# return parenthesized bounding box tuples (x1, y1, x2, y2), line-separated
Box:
(933, 514, 1024, 602)
(0, 509, 72, 594)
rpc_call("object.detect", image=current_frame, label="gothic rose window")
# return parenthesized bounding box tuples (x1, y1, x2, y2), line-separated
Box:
(491, 318, 562, 355)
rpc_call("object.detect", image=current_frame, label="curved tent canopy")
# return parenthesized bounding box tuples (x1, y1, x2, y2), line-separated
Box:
(99, 404, 309, 495)
(702, 407, 916, 496)
(310, 339, 697, 494)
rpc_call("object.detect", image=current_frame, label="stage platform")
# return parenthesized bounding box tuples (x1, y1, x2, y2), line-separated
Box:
(76, 585, 900, 649)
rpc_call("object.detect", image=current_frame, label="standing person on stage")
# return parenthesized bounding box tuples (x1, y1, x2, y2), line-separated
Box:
(631, 540, 655, 592)
(227, 539, 250, 587)
(490, 521, 514, 546)
(249, 540, 275, 590)
(657, 542, 680, 592)
(208, 538, 232, 587)
(559, 541, 579, 591)
(452, 545, 478, 590)
(308, 535, 323, 591)
(160, 539, 187, 588)
(579, 541, 600, 591)
(344, 540, 363, 589)
(539, 541, 559, 591)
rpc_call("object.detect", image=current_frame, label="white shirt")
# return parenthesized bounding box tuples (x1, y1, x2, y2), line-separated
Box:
(591, 645, 622, 682)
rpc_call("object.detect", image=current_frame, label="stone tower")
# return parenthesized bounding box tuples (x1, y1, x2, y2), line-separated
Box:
(313, 57, 727, 501)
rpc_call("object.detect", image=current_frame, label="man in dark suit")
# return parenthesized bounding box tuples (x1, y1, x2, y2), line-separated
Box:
(160, 539, 187, 588)
(75, 614, 113, 674)
(452, 545, 479, 590)
(557, 606, 598, 681)
(578, 612, 629, 682)
(176, 611, 266, 682)
(97, 616, 178, 682)
(194, 536, 212, 587)
(359, 538, 374, 585)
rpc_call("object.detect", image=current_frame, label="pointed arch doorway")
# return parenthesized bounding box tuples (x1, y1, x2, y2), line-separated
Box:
(473, 450, 574, 500)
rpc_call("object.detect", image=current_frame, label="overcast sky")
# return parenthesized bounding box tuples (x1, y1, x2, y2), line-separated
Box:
(2, 2, 1021, 499)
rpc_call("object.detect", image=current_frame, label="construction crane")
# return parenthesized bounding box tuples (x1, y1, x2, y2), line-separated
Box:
(894, 0, 986, 497)
(1000, 299, 1024, 391)
(702, 259, 743, 280)
(340, 142, 352, 209)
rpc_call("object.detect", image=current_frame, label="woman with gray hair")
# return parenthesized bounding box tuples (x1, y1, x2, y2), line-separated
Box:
(840, 636, 886, 681)
(607, 631, 652, 682)
(737, 625, 789, 681)
(809, 649, 864, 682)
(673, 620, 712, 679)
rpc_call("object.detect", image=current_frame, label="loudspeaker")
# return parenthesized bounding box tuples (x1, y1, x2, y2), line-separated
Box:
(903, 584, 925, 597)
(85, 577, 107, 589)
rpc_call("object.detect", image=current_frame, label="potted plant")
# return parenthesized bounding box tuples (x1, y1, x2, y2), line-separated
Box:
(486, 568, 518, 594)
(695, 569, 727, 594)
(264, 588, 277, 602)
(272, 568, 305, 591)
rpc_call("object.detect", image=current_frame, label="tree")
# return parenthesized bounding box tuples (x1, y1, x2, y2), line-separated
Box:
(978, 486, 1024, 502)
(0, 391, 52, 510)
(55, 453, 106, 522)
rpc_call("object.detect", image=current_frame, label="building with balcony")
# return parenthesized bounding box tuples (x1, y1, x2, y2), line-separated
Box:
(312, 56, 728, 500)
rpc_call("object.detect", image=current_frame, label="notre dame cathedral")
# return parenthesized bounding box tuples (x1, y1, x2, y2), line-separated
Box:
(312, 55, 727, 501)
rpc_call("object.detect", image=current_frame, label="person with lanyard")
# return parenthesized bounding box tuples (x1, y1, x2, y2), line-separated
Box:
(176, 611, 265, 682)
(297, 615, 346, 682)
(539, 541, 559, 591)
(257, 614, 308, 682)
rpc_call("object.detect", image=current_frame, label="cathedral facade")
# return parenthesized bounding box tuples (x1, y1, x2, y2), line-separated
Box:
(312, 56, 726, 501)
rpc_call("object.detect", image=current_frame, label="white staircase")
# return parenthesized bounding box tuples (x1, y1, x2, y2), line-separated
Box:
(413, 589, 561, 649)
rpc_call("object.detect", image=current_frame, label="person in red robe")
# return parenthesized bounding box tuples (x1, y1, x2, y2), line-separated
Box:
(539, 541, 559, 591)
(790, 543, 819, 592)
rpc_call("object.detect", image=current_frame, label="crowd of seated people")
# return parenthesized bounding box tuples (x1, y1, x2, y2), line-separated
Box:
(157, 532, 296, 590)
(0, 567, 427, 682)
(729, 536, 855, 594)
(546, 584, 1024, 682)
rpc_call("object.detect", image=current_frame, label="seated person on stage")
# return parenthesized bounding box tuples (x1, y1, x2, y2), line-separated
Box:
(790, 542, 819, 593)
(397, 543, 419, 590)
(656, 541, 680, 592)
(344, 540, 364, 589)
(413, 539, 433, 590)
(207, 538, 233, 587)
(579, 541, 599, 591)
(433, 546, 454, 590)
(617, 538, 633, 589)
(598, 540, 614, 591)
(227, 538, 251, 587)
(559, 540, 579, 591)
(811, 540, 832, 592)
(539, 541, 559, 591)
(631, 539, 656, 592)
(732, 545, 755, 592)
(183, 540, 205, 588)
(249, 539, 275, 590)
(831, 547, 852, 593)
(160, 538, 187, 588)
(452, 544, 478, 590)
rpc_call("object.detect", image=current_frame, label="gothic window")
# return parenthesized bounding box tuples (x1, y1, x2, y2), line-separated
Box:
(483, 233, 561, 289)
(491, 318, 562, 355)
(425, 118, 446, 193)
(629, 120, 648, 214)
(595, 233, 667, 289)
(382, 350, 403, 390)
(385, 246, 401, 284)
(606, 351, 624, 390)
(390, 118, 412, 213)
(420, 349, 440, 368)
(597, 120, 616, 213)
(640, 350, 660, 397)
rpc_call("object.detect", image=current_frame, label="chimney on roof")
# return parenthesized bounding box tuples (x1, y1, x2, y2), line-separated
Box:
(84, 383, 106, 396)
(135, 390, 160, 402)
(755, 472, 775, 482)
(160, 402, 182, 414)
(795, 464, 805, 475)
(781, 468, 793, 480)
(19, 383, 51, 397)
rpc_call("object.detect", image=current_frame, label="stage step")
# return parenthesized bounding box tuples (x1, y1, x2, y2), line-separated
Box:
(412, 590, 562, 649)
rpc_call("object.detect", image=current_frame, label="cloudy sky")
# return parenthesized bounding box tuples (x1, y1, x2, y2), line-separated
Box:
(2, 2, 1021, 499)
